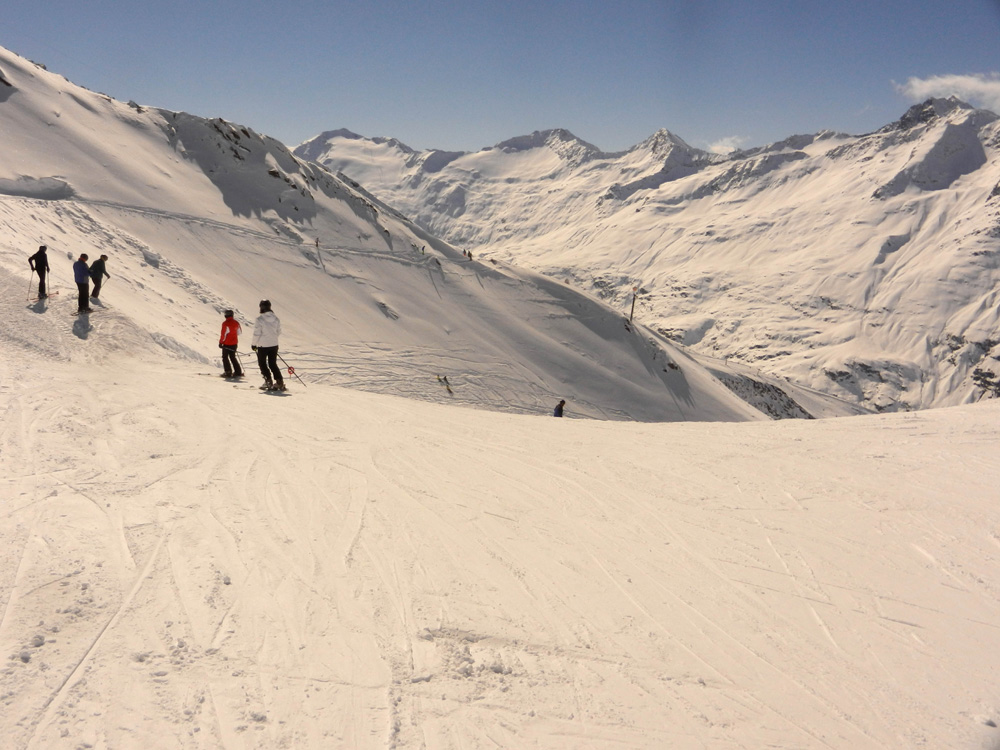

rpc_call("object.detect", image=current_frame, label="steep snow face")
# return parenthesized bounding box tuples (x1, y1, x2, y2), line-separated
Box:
(0, 44, 849, 423)
(300, 101, 1000, 412)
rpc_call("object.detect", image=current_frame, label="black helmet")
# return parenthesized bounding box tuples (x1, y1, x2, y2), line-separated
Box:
(259, 299, 271, 312)
(224, 309, 234, 318)
(39, 245, 47, 252)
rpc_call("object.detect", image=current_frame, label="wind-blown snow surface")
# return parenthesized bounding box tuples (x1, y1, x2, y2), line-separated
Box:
(299, 104, 1000, 413)
(3, 46, 1000, 750)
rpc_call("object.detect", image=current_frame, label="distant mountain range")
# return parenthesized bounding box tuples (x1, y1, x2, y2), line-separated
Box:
(295, 100, 1000, 412)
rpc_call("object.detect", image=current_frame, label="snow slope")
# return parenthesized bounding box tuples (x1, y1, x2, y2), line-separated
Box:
(2, 45, 999, 750)
(299, 102, 1000, 413)
(2, 310, 999, 749)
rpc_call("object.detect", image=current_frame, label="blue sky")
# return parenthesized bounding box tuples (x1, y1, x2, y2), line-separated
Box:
(5, 0, 1000, 153)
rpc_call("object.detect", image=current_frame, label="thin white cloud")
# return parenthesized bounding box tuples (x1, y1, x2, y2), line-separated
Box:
(896, 73, 1000, 113)
(707, 136, 747, 155)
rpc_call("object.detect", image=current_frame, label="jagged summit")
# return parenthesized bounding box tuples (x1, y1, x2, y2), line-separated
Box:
(633, 128, 701, 159)
(882, 96, 977, 132)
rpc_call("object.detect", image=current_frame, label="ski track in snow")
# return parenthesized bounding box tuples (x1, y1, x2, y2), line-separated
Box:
(2, 323, 1000, 747)
(0, 200, 998, 748)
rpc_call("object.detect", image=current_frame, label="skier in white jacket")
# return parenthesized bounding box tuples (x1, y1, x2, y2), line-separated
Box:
(252, 299, 284, 390)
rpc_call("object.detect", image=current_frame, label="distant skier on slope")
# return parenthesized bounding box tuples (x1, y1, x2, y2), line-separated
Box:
(28, 245, 50, 298)
(219, 310, 244, 378)
(73, 254, 91, 313)
(89, 254, 110, 299)
(553, 399, 566, 417)
(251, 299, 284, 391)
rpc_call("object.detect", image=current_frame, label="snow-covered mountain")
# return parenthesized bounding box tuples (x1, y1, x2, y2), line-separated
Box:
(0, 45, 857, 424)
(297, 101, 1000, 413)
(4, 46, 1000, 750)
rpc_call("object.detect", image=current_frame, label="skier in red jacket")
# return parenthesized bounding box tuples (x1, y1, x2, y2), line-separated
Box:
(219, 310, 244, 378)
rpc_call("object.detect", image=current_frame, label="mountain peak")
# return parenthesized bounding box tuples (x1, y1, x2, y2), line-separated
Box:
(493, 129, 604, 163)
(635, 128, 698, 159)
(295, 129, 415, 163)
(886, 97, 975, 132)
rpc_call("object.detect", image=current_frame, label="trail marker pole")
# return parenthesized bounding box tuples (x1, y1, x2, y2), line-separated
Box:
(278, 353, 307, 387)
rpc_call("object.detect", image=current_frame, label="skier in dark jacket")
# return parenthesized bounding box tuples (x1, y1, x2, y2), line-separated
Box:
(553, 399, 566, 417)
(73, 254, 91, 313)
(219, 310, 244, 378)
(89, 254, 110, 299)
(28, 245, 50, 298)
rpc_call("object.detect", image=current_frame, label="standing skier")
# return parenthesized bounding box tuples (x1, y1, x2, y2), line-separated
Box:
(28, 245, 50, 298)
(251, 299, 284, 391)
(553, 399, 566, 417)
(73, 254, 91, 313)
(219, 310, 244, 378)
(89, 254, 110, 299)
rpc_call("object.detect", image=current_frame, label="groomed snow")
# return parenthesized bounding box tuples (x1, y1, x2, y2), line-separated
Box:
(2, 331, 999, 748)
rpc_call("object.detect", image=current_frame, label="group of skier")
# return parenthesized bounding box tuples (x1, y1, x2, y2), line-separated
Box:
(219, 300, 286, 391)
(28, 245, 110, 313)
(28, 246, 567, 406)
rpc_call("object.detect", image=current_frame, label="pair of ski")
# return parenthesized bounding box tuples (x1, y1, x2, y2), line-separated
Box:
(207, 374, 288, 393)
(28, 291, 61, 302)
(249, 383, 290, 395)
(26, 291, 106, 315)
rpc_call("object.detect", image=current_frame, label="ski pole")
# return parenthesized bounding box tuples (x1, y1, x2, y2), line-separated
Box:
(27, 270, 34, 300)
(278, 353, 307, 387)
